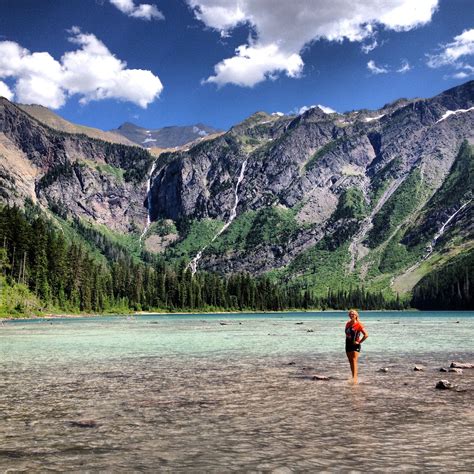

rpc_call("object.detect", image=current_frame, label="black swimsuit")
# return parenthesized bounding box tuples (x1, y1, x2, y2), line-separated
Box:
(345, 322, 362, 353)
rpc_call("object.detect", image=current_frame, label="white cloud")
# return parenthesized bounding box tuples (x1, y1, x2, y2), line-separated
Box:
(362, 39, 378, 54)
(427, 28, 474, 67)
(452, 71, 469, 79)
(317, 104, 336, 114)
(109, 0, 164, 20)
(367, 60, 389, 74)
(0, 80, 13, 100)
(204, 44, 303, 87)
(188, 0, 438, 87)
(397, 60, 411, 73)
(297, 104, 336, 115)
(0, 27, 163, 109)
(427, 28, 474, 79)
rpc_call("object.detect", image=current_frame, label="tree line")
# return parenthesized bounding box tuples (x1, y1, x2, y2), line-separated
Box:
(0, 204, 407, 315)
(411, 249, 473, 310)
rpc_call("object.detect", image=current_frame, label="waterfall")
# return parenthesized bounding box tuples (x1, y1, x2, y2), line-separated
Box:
(188, 159, 248, 275)
(139, 160, 158, 244)
(425, 200, 471, 256)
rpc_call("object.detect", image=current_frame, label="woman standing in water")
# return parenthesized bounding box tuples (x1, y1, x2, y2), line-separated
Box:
(345, 309, 368, 384)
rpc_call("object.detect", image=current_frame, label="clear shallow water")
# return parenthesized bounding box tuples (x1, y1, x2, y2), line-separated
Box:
(1, 311, 473, 472)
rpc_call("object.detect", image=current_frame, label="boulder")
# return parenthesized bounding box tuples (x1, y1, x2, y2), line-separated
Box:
(450, 362, 473, 369)
(435, 380, 455, 390)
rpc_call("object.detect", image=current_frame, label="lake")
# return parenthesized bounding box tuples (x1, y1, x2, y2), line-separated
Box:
(1, 311, 473, 471)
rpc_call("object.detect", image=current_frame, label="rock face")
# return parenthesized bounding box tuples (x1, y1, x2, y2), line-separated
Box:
(1, 81, 473, 295)
(0, 99, 152, 233)
(147, 81, 474, 281)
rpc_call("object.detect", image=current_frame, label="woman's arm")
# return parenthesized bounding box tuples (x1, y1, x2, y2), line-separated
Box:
(359, 327, 368, 344)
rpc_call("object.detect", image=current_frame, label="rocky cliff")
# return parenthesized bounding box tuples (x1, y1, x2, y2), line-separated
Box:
(0, 99, 152, 233)
(147, 81, 474, 295)
(1, 81, 473, 298)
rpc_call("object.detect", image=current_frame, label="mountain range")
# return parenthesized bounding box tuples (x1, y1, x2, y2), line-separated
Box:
(111, 122, 222, 149)
(0, 81, 473, 307)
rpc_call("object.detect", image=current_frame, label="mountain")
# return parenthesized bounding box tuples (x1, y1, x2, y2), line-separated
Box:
(1, 81, 473, 307)
(17, 104, 136, 146)
(146, 81, 473, 298)
(111, 122, 223, 148)
(0, 99, 152, 233)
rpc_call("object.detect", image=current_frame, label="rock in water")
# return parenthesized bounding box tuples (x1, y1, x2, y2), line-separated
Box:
(439, 368, 448, 372)
(414, 365, 424, 371)
(449, 367, 463, 374)
(435, 380, 455, 390)
(378, 367, 389, 373)
(69, 419, 98, 428)
(450, 362, 473, 369)
(312, 375, 330, 381)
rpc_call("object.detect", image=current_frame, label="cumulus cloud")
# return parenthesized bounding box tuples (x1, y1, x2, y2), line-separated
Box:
(0, 80, 13, 100)
(367, 60, 389, 74)
(204, 44, 303, 87)
(188, 0, 438, 87)
(0, 27, 163, 109)
(109, 0, 164, 20)
(427, 28, 474, 78)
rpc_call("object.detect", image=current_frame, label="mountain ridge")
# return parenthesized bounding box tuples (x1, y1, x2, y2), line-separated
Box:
(111, 121, 223, 148)
(1, 81, 473, 305)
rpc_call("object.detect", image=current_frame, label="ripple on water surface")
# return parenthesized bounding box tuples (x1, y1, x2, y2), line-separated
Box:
(0, 312, 473, 471)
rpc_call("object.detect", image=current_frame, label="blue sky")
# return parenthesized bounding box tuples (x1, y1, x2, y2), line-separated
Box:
(0, 0, 473, 131)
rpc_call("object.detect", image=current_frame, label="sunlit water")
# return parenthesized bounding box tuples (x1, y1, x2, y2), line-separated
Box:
(1, 311, 473, 472)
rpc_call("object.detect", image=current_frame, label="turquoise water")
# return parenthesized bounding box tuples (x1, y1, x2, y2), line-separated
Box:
(1, 311, 473, 471)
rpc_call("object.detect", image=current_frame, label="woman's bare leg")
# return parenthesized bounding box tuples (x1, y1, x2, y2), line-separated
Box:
(352, 351, 359, 384)
(347, 351, 355, 379)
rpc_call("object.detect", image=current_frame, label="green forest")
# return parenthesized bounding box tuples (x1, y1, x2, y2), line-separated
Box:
(0, 203, 412, 317)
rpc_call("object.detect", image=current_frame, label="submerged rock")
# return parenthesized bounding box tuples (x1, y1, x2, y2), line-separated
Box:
(311, 375, 330, 381)
(439, 368, 448, 372)
(306, 329, 314, 333)
(449, 367, 463, 374)
(378, 367, 389, 373)
(68, 419, 98, 428)
(450, 362, 473, 369)
(413, 365, 424, 371)
(435, 380, 455, 390)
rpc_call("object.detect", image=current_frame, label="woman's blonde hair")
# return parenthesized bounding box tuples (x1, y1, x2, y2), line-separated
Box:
(348, 309, 359, 320)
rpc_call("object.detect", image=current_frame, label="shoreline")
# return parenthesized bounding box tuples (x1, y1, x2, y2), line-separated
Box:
(3, 308, 468, 322)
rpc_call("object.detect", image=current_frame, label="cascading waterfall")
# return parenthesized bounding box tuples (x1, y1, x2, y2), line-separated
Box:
(425, 200, 471, 257)
(188, 159, 248, 275)
(391, 199, 471, 288)
(139, 160, 158, 244)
